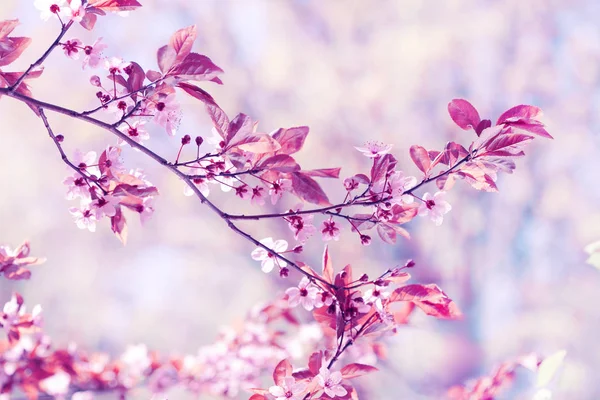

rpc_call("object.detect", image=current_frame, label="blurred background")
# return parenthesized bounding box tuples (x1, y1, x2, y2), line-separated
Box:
(1, 0, 600, 398)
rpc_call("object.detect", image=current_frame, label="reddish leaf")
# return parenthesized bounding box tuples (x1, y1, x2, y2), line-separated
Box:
(272, 126, 309, 155)
(157, 45, 176, 74)
(110, 207, 128, 245)
(291, 172, 330, 205)
(308, 351, 323, 375)
(292, 369, 314, 380)
(341, 363, 379, 379)
(322, 246, 334, 284)
(249, 395, 267, 400)
(409, 145, 431, 174)
(79, 12, 97, 30)
(448, 99, 481, 130)
(302, 168, 341, 179)
(126, 62, 145, 98)
(167, 52, 223, 83)
(0, 20, 19, 40)
(390, 204, 418, 225)
(482, 133, 533, 157)
(377, 223, 397, 244)
(169, 25, 197, 65)
(232, 134, 280, 154)
(390, 284, 462, 320)
(146, 69, 161, 81)
(436, 174, 456, 191)
(177, 82, 230, 138)
(0, 37, 31, 67)
(370, 154, 397, 183)
(227, 113, 254, 143)
(505, 119, 553, 139)
(258, 154, 300, 173)
(496, 105, 542, 125)
(272, 359, 292, 385)
(2, 265, 31, 280)
(88, 0, 142, 11)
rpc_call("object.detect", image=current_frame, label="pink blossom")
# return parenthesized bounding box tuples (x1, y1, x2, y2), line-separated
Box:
(288, 214, 317, 243)
(417, 191, 452, 226)
(269, 179, 292, 205)
(63, 173, 91, 200)
(62, 0, 86, 23)
(349, 291, 372, 314)
(104, 57, 129, 75)
(387, 171, 417, 205)
(61, 38, 82, 60)
(138, 197, 155, 225)
(234, 184, 252, 200)
(316, 366, 347, 398)
(103, 146, 125, 174)
(251, 185, 266, 206)
(119, 120, 149, 145)
(34, 0, 66, 21)
(91, 195, 118, 219)
(72, 149, 98, 175)
(119, 344, 151, 387)
(69, 207, 97, 232)
(354, 140, 393, 158)
(286, 277, 323, 311)
(321, 219, 340, 241)
(364, 285, 391, 308)
(251, 237, 288, 273)
(269, 376, 306, 400)
(82, 38, 107, 69)
(184, 176, 210, 197)
(106, 96, 134, 117)
(153, 93, 181, 136)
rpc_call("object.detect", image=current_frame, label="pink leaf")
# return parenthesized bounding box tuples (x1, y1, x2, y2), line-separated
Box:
(341, 363, 379, 379)
(257, 154, 300, 172)
(302, 168, 341, 179)
(0, 20, 19, 40)
(496, 105, 542, 125)
(227, 113, 254, 143)
(157, 45, 176, 74)
(322, 246, 334, 284)
(177, 82, 230, 139)
(409, 145, 431, 174)
(87, 0, 142, 11)
(126, 62, 145, 98)
(79, 13, 97, 31)
(167, 52, 223, 83)
(482, 133, 533, 157)
(308, 352, 323, 375)
(169, 25, 197, 65)
(505, 119, 553, 139)
(0, 37, 31, 67)
(231, 134, 280, 154)
(448, 99, 481, 131)
(291, 172, 331, 205)
(377, 223, 397, 244)
(370, 154, 397, 183)
(110, 207, 128, 245)
(272, 126, 309, 155)
(390, 284, 462, 319)
(272, 359, 292, 385)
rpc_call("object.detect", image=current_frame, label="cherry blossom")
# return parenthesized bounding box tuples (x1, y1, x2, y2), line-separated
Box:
(39, 370, 71, 398)
(63, 173, 90, 200)
(348, 291, 372, 315)
(34, 0, 66, 21)
(316, 366, 347, 398)
(61, 38, 81, 59)
(91, 195, 118, 219)
(364, 285, 391, 308)
(120, 120, 149, 145)
(61, 0, 86, 23)
(288, 213, 317, 243)
(72, 149, 98, 175)
(69, 206, 97, 232)
(184, 175, 210, 197)
(138, 197, 155, 225)
(82, 38, 107, 69)
(251, 237, 288, 273)
(104, 57, 129, 75)
(417, 191, 452, 226)
(354, 140, 393, 158)
(102, 146, 126, 174)
(269, 376, 306, 400)
(321, 219, 340, 241)
(269, 179, 292, 205)
(286, 277, 323, 311)
(152, 93, 181, 136)
(250, 185, 266, 206)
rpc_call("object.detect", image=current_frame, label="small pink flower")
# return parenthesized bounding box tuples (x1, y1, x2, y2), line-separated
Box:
(417, 191, 452, 226)
(354, 141, 393, 158)
(34, 0, 66, 21)
(69, 207, 97, 232)
(349, 291, 371, 314)
(39, 370, 71, 397)
(153, 93, 181, 136)
(251, 237, 288, 273)
(269, 179, 292, 205)
(387, 171, 417, 205)
(104, 57, 129, 75)
(61, 38, 82, 59)
(316, 367, 347, 398)
(250, 185, 266, 206)
(364, 285, 391, 308)
(268, 376, 306, 400)
(288, 214, 317, 243)
(72, 149, 97, 173)
(184, 176, 210, 197)
(286, 277, 323, 311)
(138, 197, 155, 225)
(63, 173, 91, 200)
(62, 0, 86, 22)
(91, 195, 118, 219)
(321, 219, 340, 241)
(82, 38, 107, 69)
(234, 184, 252, 200)
(103, 146, 125, 174)
(119, 120, 149, 145)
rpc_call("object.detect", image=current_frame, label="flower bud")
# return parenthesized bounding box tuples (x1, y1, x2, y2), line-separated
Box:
(90, 75, 101, 87)
(181, 135, 191, 145)
(55, 134, 64, 143)
(279, 267, 289, 278)
(195, 136, 203, 146)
